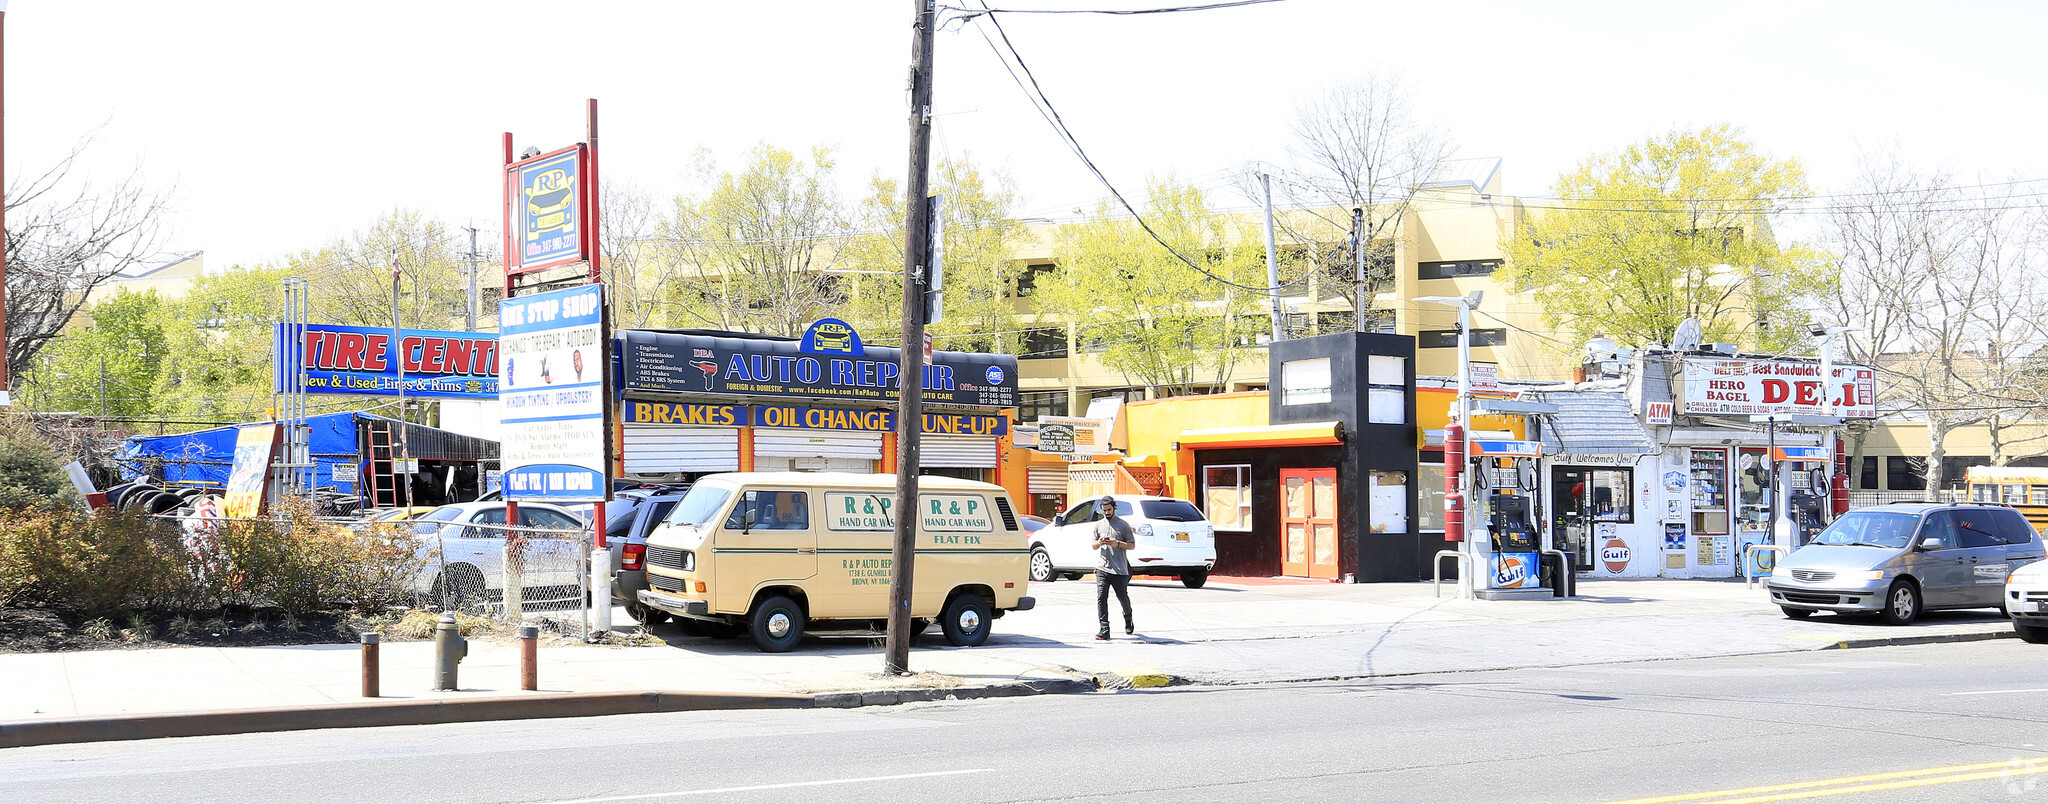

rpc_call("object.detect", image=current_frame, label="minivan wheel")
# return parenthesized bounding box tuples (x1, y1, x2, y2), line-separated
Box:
(2016, 621, 2048, 644)
(1180, 569, 1209, 589)
(1880, 580, 1922, 626)
(941, 593, 993, 647)
(1780, 606, 1814, 619)
(1029, 547, 1055, 583)
(749, 595, 805, 652)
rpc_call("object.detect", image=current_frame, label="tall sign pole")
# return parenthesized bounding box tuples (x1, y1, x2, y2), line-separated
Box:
(885, 0, 936, 675)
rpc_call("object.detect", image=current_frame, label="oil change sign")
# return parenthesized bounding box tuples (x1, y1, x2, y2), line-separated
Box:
(498, 284, 608, 501)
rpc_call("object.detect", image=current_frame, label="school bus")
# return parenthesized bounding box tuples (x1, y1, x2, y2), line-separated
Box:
(636, 472, 1036, 652)
(1967, 466, 2048, 530)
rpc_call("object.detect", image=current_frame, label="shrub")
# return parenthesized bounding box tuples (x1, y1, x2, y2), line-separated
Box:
(0, 414, 78, 512)
(212, 501, 428, 615)
(0, 507, 199, 617)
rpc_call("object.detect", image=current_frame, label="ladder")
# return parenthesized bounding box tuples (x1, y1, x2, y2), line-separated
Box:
(365, 420, 399, 509)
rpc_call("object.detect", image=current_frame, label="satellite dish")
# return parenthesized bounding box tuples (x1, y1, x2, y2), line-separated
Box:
(1671, 318, 1703, 353)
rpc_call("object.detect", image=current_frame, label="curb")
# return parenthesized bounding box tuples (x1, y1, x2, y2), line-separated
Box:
(812, 677, 1097, 708)
(1826, 628, 2016, 650)
(0, 690, 812, 750)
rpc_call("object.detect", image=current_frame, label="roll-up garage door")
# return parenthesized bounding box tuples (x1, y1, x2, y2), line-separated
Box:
(623, 425, 740, 473)
(754, 428, 884, 460)
(921, 433, 999, 468)
(1027, 465, 1068, 495)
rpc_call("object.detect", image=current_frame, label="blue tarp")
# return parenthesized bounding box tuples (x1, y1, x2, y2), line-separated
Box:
(114, 412, 451, 495)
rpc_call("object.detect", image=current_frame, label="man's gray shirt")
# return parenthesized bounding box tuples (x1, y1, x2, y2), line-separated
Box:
(1095, 517, 1134, 576)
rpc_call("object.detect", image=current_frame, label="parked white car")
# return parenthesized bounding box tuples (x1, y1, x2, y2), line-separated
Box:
(410, 501, 589, 607)
(1028, 494, 1217, 588)
(2006, 557, 2048, 643)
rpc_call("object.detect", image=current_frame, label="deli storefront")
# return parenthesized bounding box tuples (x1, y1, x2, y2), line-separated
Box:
(614, 321, 1018, 483)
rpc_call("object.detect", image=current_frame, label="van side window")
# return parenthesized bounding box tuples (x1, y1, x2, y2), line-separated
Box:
(1918, 511, 1960, 550)
(727, 490, 810, 530)
(1954, 511, 2002, 548)
(1995, 510, 2038, 547)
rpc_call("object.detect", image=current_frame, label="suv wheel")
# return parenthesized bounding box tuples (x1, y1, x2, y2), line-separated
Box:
(1180, 569, 1209, 589)
(2016, 621, 2048, 644)
(1029, 547, 1055, 583)
(1880, 579, 1922, 626)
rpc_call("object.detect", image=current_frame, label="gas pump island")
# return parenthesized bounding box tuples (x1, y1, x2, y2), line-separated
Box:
(1467, 439, 1570, 599)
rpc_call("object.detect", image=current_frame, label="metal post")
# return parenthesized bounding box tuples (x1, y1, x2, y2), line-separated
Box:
(1259, 172, 1283, 344)
(391, 255, 411, 509)
(591, 498, 612, 637)
(360, 632, 380, 698)
(1455, 297, 1475, 586)
(432, 614, 466, 691)
(1351, 206, 1367, 333)
(519, 625, 538, 691)
(885, 0, 936, 676)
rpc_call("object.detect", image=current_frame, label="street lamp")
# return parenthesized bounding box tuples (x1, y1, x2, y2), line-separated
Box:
(1417, 291, 1485, 592)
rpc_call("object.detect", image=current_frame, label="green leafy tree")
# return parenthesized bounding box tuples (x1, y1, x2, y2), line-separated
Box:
(26, 288, 169, 419)
(150, 265, 295, 422)
(1500, 125, 1828, 352)
(1035, 179, 1269, 396)
(656, 143, 850, 336)
(841, 157, 1027, 351)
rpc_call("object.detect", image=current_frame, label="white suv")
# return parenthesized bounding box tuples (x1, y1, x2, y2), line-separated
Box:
(1029, 494, 1217, 588)
(2006, 556, 2048, 643)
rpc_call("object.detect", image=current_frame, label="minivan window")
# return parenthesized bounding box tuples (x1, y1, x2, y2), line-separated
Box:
(1995, 510, 2038, 547)
(668, 486, 732, 528)
(1918, 511, 1961, 550)
(1813, 511, 1919, 548)
(1954, 510, 2003, 548)
(1140, 500, 1205, 522)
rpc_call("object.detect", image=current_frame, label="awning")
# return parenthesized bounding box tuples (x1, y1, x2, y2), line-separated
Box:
(1529, 391, 1655, 456)
(1178, 422, 1344, 450)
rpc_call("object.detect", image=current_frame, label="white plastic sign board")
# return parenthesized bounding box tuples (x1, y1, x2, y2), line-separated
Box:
(498, 284, 610, 501)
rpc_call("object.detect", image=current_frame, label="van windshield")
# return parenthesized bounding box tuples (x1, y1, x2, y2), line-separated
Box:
(1812, 511, 1919, 548)
(668, 486, 733, 529)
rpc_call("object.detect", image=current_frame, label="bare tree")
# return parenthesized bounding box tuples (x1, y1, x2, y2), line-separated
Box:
(4, 135, 173, 381)
(1274, 74, 1455, 318)
(1815, 152, 2048, 493)
(598, 180, 666, 329)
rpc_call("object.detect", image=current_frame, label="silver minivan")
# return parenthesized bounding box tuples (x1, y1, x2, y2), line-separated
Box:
(1767, 502, 2045, 625)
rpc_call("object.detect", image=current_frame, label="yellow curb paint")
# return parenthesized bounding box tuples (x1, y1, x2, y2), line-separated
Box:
(1598, 757, 2048, 804)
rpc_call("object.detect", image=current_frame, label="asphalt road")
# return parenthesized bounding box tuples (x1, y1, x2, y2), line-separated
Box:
(5, 640, 2048, 803)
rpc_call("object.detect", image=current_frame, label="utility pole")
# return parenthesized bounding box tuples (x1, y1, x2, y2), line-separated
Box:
(1350, 207, 1367, 333)
(885, 0, 936, 676)
(391, 253, 411, 509)
(1259, 172, 1283, 344)
(462, 223, 481, 332)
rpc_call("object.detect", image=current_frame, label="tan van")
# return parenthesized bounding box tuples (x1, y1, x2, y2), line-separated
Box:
(636, 472, 1036, 652)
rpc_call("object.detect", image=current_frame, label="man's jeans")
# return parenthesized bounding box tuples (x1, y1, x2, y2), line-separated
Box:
(1097, 572, 1132, 632)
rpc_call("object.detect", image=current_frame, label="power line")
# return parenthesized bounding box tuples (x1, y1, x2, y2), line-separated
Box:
(946, 0, 1282, 15)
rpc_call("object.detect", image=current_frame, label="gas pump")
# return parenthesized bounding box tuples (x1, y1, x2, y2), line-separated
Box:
(1470, 440, 1544, 591)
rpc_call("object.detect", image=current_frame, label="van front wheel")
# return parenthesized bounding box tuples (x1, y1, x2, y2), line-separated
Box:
(749, 595, 806, 652)
(941, 594, 993, 647)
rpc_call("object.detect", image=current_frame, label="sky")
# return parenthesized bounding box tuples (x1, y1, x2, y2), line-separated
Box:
(7, 0, 2046, 271)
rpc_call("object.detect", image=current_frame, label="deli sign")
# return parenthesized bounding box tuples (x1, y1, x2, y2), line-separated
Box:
(1680, 357, 1876, 419)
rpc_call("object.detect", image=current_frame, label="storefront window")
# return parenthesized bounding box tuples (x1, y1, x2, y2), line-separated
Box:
(1737, 448, 1771, 531)
(1202, 465, 1253, 532)
(1691, 448, 1729, 535)
(1369, 470, 1408, 533)
(1586, 468, 1633, 523)
(1418, 462, 1446, 532)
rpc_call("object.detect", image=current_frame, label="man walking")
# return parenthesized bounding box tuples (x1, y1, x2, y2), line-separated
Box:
(1093, 498, 1136, 640)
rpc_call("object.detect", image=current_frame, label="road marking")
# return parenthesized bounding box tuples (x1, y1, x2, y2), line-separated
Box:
(543, 769, 992, 803)
(1944, 687, 2048, 696)
(1597, 758, 2048, 803)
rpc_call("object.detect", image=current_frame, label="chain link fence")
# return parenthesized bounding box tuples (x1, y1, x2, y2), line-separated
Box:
(415, 519, 593, 640)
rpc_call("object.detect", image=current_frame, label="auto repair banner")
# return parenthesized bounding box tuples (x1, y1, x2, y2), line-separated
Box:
(1679, 357, 1877, 419)
(618, 319, 1019, 409)
(498, 284, 610, 502)
(273, 324, 499, 399)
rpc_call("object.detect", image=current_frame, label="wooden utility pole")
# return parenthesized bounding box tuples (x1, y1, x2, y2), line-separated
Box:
(885, 0, 936, 675)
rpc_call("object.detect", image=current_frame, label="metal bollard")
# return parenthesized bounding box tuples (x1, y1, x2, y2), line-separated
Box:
(360, 632, 381, 698)
(433, 614, 467, 691)
(519, 625, 539, 691)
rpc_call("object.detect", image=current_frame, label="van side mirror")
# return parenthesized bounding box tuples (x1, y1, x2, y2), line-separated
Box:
(744, 509, 758, 530)
(1919, 537, 1943, 551)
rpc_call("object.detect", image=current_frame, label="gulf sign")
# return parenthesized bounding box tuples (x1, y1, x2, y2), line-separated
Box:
(274, 324, 499, 399)
(508, 145, 590, 274)
(1682, 357, 1877, 419)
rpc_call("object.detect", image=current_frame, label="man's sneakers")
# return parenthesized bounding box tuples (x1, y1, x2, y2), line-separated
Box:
(1125, 619, 1135, 635)
(1095, 629, 1111, 641)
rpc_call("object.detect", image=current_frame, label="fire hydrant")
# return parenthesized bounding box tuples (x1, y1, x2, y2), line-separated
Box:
(433, 614, 467, 691)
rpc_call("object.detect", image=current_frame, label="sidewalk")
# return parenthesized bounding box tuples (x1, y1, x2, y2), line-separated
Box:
(0, 578, 2019, 744)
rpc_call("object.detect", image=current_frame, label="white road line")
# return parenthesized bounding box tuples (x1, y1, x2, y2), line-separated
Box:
(541, 769, 994, 803)
(1944, 688, 2048, 696)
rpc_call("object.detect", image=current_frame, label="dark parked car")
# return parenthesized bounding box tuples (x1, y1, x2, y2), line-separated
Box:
(604, 485, 691, 625)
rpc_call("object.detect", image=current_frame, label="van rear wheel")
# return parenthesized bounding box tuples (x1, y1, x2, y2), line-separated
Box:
(749, 595, 806, 652)
(941, 594, 993, 647)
